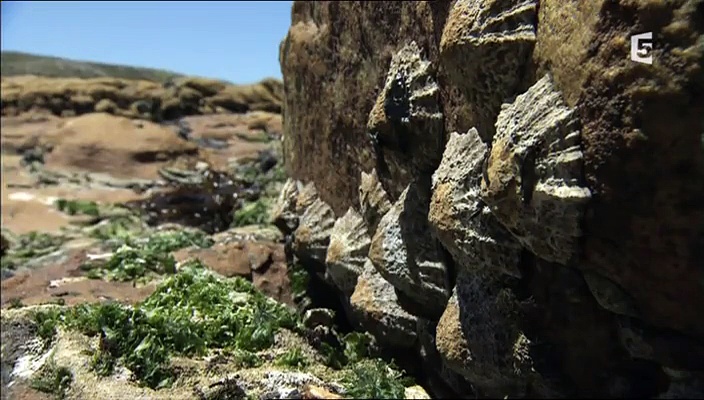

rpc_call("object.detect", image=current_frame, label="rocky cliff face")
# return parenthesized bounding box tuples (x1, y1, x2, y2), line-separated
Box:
(277, 0, 704, 397)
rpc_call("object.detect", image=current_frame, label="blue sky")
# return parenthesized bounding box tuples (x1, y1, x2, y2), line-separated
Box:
(1, 1, 293, 84)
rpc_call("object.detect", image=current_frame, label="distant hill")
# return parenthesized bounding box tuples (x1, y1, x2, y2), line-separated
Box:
(0, 51, 284, 120)
(0, 51, 187, 83)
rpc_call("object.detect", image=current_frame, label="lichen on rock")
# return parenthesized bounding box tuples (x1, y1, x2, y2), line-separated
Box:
(369, 182, 451, 319)
(481, 73, 591, 265)
(325, 207, 370, 296)
(367, 41, 444, 199)
(429, 128, 522, 278)
(439, 0, 538, 140)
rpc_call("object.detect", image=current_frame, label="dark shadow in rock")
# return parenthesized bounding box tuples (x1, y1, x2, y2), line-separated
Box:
(512, 256, 669, 398)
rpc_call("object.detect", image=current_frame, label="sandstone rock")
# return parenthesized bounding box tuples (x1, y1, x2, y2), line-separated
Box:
(325, 208, 370, 296)
(429, 128, 522, 278)
(481, 74, 591, 265)
(435, 270, 538, 398)
(2, 75, 283, 119)
(534, 0, 704, 338)
(349, 260, 418, 348)
(280, 2, 466, 216)
(173, 242, 252, 278)
(369, 182, 450, 319)
(367, 41, 444, 199)
(1, 246, 157, 308)
(293, 197, 336, 265)
(94, 98, 118, 114)
(439, 0, 537, 140)
(358, 169, 392, 236)
(43, 113, 199, 181)
(173, 240, 294, 306)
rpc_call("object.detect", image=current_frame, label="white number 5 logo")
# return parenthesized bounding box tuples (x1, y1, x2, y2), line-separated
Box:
(631, 32, 653, 65)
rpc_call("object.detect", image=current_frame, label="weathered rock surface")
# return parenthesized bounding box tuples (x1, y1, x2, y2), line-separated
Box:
(349, 260, 418, 348)
(325, 208, 370, 296)
(270, 180, 321, 240)
(533, 0, 704, 338)
(292, 196, 336, 265)
(367, 41, 445, 200)
(435, 269, 541, 398)
(429, 128, 522, 278)
(481, 74, 591, 265)
(42, 113, 198, 181)
(369, 182, 450, 319)
(271, 178, 303, 235)
(439, 0, 538, 140)
(358, 168, 392, 236)
(280, 0, 704, 398)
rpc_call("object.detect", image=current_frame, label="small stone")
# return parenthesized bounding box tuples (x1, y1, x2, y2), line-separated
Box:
(405, 385, 431, 399)
(302, 384, 343, 400)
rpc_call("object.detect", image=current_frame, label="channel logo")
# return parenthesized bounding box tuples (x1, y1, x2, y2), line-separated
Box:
(630, 32, 653, 64)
